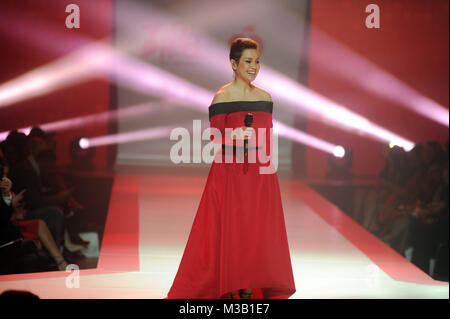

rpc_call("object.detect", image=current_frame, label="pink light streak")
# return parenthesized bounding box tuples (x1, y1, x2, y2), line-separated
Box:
(310, 28, 449, 127)
(85, 125, 175, 148)
(257, 68, 415, 151)
(274, 120, 343, 156)
(0, 43, 112, 109)
(40, 102, 160, 132)
(0, 101, 168, 141)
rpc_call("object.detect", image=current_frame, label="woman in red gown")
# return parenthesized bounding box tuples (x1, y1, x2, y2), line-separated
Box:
(167, 38, 296, 299)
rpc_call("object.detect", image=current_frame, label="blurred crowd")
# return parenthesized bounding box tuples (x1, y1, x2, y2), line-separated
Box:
(354, 140, 449, 280)
(0, 127, 89, 274)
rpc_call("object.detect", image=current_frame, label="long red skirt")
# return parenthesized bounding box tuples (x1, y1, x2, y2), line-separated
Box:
(167, 148, 296, 299)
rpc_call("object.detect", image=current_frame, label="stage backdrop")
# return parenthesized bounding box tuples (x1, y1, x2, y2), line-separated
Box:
(113, 0, 310, 174)
(308, 0, 449, 177)
(1, 1, 447, 177)
(0, 0, 113, 169)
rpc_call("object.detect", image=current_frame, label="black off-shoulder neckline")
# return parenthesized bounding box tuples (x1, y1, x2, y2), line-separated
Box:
(210, 100, 273, 106)
(208, 100, 273, 120)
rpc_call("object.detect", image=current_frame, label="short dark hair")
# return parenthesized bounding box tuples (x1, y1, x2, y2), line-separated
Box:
(29, 126, 54, 141)
(229, 38, 259, 66)
(35, 149, 56, 163)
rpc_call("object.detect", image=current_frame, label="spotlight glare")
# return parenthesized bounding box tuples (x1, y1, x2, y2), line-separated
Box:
(79, 137, 90, 149)
(389, 140, 414, 152)
(333, 146, 346, 158)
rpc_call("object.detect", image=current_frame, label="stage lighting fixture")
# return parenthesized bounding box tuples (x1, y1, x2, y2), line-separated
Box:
(69, 136, 95, 170)
(333, 146, 346, 158)
(79, 137, 90, 150)
(327, 148, 353, 180)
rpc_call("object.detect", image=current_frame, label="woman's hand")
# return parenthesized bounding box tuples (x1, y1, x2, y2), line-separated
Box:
(230, 126, 255, 141)
(12, 189, 26, 209)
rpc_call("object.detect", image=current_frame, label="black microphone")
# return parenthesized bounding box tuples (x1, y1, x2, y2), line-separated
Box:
(244, 113, 253, 156)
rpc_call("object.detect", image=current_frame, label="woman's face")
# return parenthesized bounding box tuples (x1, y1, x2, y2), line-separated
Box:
(231, 48, 260, 83)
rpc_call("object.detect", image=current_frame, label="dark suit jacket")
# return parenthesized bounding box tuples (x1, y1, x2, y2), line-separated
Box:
(0, 197, 22, 245)
(9, 159, 45, 211)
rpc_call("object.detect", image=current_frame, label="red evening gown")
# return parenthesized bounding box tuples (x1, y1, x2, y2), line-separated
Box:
(167, 100, 296, 299)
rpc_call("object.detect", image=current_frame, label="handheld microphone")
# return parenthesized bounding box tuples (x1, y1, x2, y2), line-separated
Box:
(244, 113, 253, 156)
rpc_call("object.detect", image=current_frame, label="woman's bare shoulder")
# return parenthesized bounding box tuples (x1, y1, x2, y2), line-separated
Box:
(255, 87, 272, 102)
(211, 85, 232, 104)
(210, 84, 272, 104)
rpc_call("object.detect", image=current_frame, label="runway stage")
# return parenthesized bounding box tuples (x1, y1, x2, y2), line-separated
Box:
(0, 173, 448, 299)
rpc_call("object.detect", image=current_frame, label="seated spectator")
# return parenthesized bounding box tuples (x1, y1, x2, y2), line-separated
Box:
(375, 145, 425, 253)
(28, 126, 56, 154)
(1, 131, 28, 170)
(368, 140, 448, 278)
(369, 146, 410, 235)
(7, 137, 66, 249)
(8, 133, 88, 253)
(1, 157, 68, 271)
(1, 157, 26, 263)
(36, 149, 88, 247)
(408, 161, 449, 274)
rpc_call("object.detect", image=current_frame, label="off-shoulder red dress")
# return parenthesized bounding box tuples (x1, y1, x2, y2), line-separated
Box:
(167, 101, 296, 299)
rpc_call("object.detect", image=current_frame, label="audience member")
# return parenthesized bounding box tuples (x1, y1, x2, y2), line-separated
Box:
(364, 140, 449, 279)
(0, 126, 92, 275)
(1, 157, 68, 271)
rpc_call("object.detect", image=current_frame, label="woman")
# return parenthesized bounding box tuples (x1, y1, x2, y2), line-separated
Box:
(0, 158, 68, 271)
(167, 38, 296, 299)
